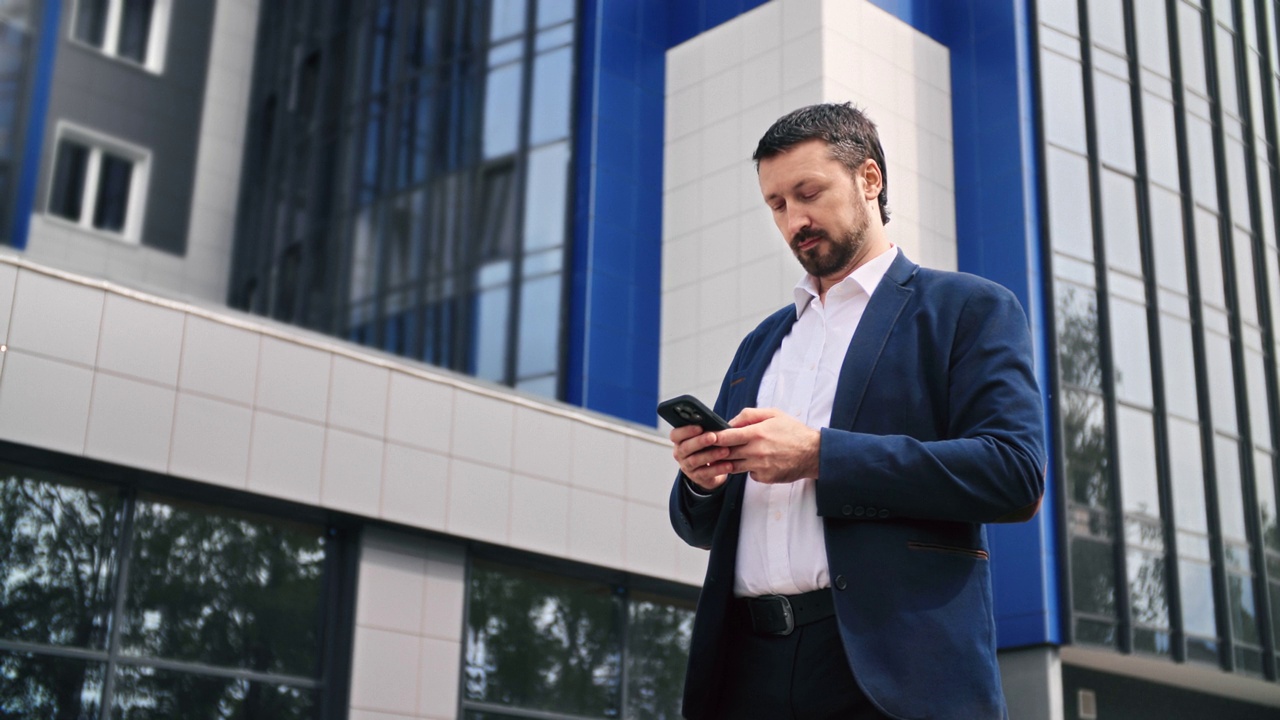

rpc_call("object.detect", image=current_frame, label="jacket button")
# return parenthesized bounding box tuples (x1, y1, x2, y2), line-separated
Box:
(835, 575, 847, 590)
(865, 506, 876, 517)
(878, 509, 889, 519)
(842, 504, 853, 516)
(853, 506, 865, 517)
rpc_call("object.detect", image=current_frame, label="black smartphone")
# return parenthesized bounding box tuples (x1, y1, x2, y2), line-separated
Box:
(657, 394, 731, 432)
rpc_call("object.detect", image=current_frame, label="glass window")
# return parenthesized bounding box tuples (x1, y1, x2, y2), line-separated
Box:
(1127, 547, 1169, 652)
(625, 592, 696, 720)
(517, 271, 561, 381)
(1118, 406, 1161, 517)
(1042, 51, 1089, 153)
(1179, 558, 1218, 641)
(529, 46, 573, 145)
(1142, 93, 1180, 189)
(1186, 114, 1218, 210)
(1150, 185, 1187, 292)
(1216, 436, 1248, 545)
(47, 128, 148, 242)
(523, 141, 569, 251)
(1110, 296, 1154, 407)
(537, 0, 575, 28)
(47, 138, 90, 222)
(490, 0, 526, 41)
(1204, 329, 1238, 434)
(1216, 27, 1240, 119)
(1057, 283, 1103, 391)
(1135, 0, 1170, 75)
(1101, 170, 1142, 276)
(1038, 0, 1079, 35)
(71, 0, 167, 71)
(92, 151, 133, 233)
(0, 464, 333, 715)
(1179, 3, 1209, 98)
(1093, 71, 1136, 174)
(1071, 536, 1117, 617)
(1196, 209, 1226, 309)
(1168, 416, 1208, 532)
(1233, 230, 1258, 327)
(1047, 149, 1095, 261)
(1088, 0, 1127, 55)
(1064, 388, 1111, 509)
(1160, 312, 1199, 420)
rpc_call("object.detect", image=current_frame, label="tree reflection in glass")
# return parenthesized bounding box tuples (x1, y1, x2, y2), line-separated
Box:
(120, 499, 326, 677)
(109, 666, 314, 720)
(625, 594, 694, 720)
(465, 560, 623, 717)
(0, 651, 105, 719)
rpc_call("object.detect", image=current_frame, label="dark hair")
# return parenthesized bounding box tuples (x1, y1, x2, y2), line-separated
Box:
(752, 103, 890, 225)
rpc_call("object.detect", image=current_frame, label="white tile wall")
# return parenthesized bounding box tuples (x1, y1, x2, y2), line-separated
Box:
(8, 270, 104, 366)
(330, 355, 390, 437)
(380, 443, 449, 530)
(0, 350, 94, 454)
(179, 315, 260, 405)
(511, 406, 572, 480)
(169, 391, 253, 488)
(0, 263, 17, 343)
(509, 472, 571, 555)
(350, 530, 465, 720)
(322, 428, 384, 516)
(386, 372, 454, 453)
(247, 410, 325, 503)
(85, 373, 176, 472)
(447, 458, 511, 544)
(660, 0, 955, 408)
(256, 337, 331, 422)
(97, 294, 185, 386)
(568, 489, 625, 567)
(450, 391, 514, 468)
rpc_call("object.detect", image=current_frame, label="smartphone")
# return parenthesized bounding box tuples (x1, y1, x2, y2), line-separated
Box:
(657, 394, 731, 432)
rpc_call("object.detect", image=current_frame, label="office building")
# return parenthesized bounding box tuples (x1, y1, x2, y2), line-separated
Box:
(0, 0, 1277, 718)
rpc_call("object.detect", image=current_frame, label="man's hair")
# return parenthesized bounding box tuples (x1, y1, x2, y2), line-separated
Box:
(752, 103, 891, 225)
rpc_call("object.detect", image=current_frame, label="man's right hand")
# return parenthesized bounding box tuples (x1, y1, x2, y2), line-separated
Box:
(671, 424, 732, 492)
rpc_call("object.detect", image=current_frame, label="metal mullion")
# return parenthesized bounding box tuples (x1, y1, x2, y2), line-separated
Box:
(1231, 0, 1280, 678)
(453, 6, 484, 375)
(1078, 0, 1135, 654)
(1205, 0, 1270, 674)
(1167, 0, 1236, 670)
(109, 653, 322, 690)
(0, 638, 111, 664)
(1126, 0, 1187, 661)
(504, 0, 538, 389)
(1028, 0, 1078, 645)
(370, 2, 404, 351)
(553, 13, 583, 401)
(459, 700, 607, 720)
(98, 488, 137, 714)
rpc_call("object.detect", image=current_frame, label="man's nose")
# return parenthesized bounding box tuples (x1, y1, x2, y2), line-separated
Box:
(785, 210, 811, 237)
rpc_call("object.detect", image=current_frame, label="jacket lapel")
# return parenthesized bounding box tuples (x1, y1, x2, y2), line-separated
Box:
(828, 253, 918, 431)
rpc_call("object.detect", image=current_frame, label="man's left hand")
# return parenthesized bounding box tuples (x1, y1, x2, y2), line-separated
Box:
(717, 407, 821, 484)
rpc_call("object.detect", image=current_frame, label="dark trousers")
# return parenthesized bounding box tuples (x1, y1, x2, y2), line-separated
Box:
(715, 614, 894, 720)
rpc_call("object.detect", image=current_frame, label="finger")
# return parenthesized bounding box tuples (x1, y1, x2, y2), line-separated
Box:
(669, 424, 706, 444)
(729, 406, 778, 427)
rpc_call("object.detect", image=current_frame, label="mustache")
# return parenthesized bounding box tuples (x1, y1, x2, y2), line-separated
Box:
(791, 228, 829, 249)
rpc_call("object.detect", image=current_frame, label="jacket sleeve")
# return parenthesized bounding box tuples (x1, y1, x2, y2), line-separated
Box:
(814, 282, 1046, 524)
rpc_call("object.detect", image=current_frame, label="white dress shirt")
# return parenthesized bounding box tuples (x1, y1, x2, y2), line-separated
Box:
(733, 245, 898, 598)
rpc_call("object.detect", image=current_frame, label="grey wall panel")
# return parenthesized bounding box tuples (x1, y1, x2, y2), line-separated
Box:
(37, 0, 215, 256)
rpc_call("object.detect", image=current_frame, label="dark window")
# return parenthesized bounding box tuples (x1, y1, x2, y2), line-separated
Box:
(74, 0, 110, 49)
(117, 0, 155, 64)
(93, 151, 133, 232)
(48, 139, 90, 222)
(0, 464, 334, 717)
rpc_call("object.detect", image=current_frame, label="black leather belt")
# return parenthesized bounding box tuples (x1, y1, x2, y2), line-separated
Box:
(735, 588, 835, 636)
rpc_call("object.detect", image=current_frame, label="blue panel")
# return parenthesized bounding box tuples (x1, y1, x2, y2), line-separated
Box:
(11, 0, 60, 250)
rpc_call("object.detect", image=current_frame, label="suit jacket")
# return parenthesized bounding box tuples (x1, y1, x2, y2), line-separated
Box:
(670, 253, 1045, 720)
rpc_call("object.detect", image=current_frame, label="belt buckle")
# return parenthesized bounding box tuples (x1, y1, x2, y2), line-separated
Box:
(762, 594, 795, 636)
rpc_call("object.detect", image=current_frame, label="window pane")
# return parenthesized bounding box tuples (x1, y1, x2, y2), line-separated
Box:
(1110, 297, 1153, 406)
(1186, 115, 1217, 210)
(1168, 417, 1208, 532)
(1179, 3, 1208, 97)
(0, 471, 121, 649)
(1204, 329, 1237, 433)
(1094, 71, 1136, 174)
(1216, 436, 1248, 545)
(1180, 559, 1218, 638)
(1160, 313, 1198, 420)
(1127, 548, 1169, 638)
(1143, 93, 1179, 188)
(625, 594, 695, 720)
(1118, 407, 1160, 518)
(517, 272, 561, 380)
(1228, 574, 1260, 646)
(472, 279, 510, 382)
(465, 560, 624, 717)
(529, 46, 572, 145)
(1135, 0, 1170, 75)
(1038, 0, 1079, 35)
(1245, 345, 1270, 445)
(0, 651, 105, 718)
(73, 0, 108, 48)
(1149, 185, 1186, 292)
(1196, 210, 1226, 309)
(537, 0, 574, 28)
(1071, 537, 1117, 618)
(1101, 170, 1142, 276)
(111, 666, 315, 720)
(117, 0, 155, 64)
(483, 62, 522, 159)
(121, 498, 326, 677)
(92, 152, 133, 233)
(1216, 27, 1239, 119)
(1064, 389, 1110, 509)
(1088, 0, 1126, 54)
(1046, 149, 1094, 260)
(522, 140, 569, 251)
(490, 0, 526, 41)
(1057, 282, 1102, 390)
(1041, 52, 1088, 153)
(48, 139, 90, 221)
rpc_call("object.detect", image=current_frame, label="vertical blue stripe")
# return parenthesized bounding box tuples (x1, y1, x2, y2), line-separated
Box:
(11, 0, 59, 250)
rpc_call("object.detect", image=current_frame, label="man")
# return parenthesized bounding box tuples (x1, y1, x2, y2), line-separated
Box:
(668, 103, 1045, 720)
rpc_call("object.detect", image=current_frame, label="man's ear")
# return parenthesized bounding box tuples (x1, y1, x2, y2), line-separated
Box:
(859, 158, 883, 201)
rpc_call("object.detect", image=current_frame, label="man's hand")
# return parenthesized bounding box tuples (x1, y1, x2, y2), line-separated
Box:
(670, 425, 732, 492)
(717, 407, 820, 484)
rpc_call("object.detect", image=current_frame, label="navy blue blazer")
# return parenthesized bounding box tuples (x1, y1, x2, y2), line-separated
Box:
(670, 253, 1046, 720)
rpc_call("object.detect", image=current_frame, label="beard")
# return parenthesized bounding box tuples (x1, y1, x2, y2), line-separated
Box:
(789, 201, 870, 279)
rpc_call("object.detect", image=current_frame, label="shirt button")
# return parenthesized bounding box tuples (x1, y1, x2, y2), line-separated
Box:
(835, 575, 848, 590)
(878, 509, 890, 519)
(842, 504, 853, 516)
(865, 506, 877, 517)
(853, 507, 865, 517)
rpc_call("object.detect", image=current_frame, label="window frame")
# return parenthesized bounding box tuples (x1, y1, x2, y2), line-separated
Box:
(43, 121, 150, 245)
(68, 0, 172, 73)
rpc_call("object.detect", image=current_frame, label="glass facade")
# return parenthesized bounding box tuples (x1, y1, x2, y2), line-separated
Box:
(1038, 0, 1280, 677)
(0, 463, 340, 717)
(0, 0, 40, 246)
(230, 0, 576, 400)
(463, 557, 695, 720)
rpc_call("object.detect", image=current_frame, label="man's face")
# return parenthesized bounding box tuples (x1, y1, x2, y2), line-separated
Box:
(757, 139, 875, 282)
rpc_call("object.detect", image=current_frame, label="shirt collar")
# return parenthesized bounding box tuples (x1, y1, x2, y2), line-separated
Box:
(792, 245, 899, 317)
